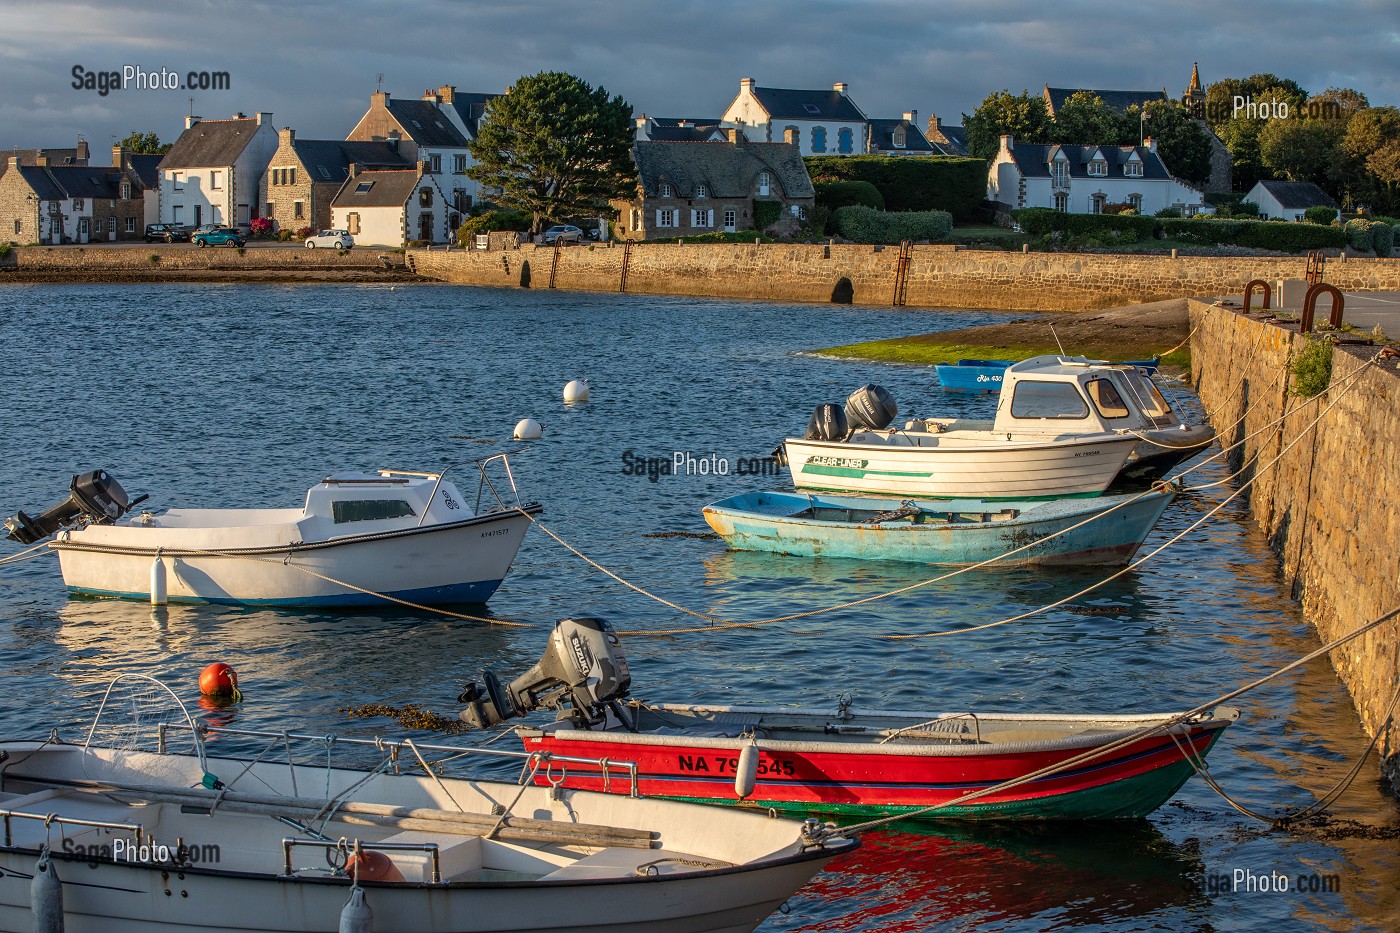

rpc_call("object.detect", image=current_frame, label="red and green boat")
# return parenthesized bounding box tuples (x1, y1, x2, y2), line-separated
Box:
(517, 703, 1239, 821)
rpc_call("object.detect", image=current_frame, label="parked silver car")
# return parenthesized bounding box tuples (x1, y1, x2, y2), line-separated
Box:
(305, 229, 355, 250)
(542, 225, 583, 245)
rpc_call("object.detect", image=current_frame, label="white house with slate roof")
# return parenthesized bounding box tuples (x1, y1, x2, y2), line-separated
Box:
(329, 164, 450, 247)
(158, 113, 279, 231)
(721, 79, 869, 156)
(1245, 180, 1339, 223)
(988, 135, 1205, 216)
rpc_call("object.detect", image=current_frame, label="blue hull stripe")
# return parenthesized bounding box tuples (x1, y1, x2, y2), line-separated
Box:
(67, 578, 505, 608)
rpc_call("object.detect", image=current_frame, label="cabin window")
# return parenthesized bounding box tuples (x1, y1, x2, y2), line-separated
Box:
(1009, 381, 1089, 420)
(331, 499, 416, 524)
(1085, 378, 1131, 419)
(1126, 372, 1173, 417)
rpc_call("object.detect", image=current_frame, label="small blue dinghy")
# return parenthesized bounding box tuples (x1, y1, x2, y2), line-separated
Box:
(702, 488, 1174, 567)
(935, 357, 1159, 393)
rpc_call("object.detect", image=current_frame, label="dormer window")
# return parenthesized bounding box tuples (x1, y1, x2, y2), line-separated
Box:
(1125, 161, 1143, 178)
(892, 126, 906, 149)
(1088, 159, 1108, 177)
(758, 172, 771, 196)
(659, 183, 673, 198)
(695, 184, 708, 198)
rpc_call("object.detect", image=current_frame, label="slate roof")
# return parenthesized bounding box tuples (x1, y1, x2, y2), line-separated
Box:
(631, 141, 814, 200)
(128, 154, 162, 188)
(13, 166, 69, 201)
(1044, 87, 1168, 116)
(43, 166, 123, 199)
(749, 86, 866, 122)
(385, 99, 469, 147)
(1009, 143, 1171, 180)
(160, 119, 262, 169)
(292, 139, 406, 184)
(443, 92, 499, 137)
(330, 170, 423, 209)
(644, 118, 724, 142)
(932, 123, 967, 155)
(867, 118, 936, 153)
(1252, 180, 1338, 210)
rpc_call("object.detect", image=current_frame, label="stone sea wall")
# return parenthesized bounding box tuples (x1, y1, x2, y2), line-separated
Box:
(410, 242, 1400, 311)
(1189, 299, 1400, 791)
(0, 245, 408, 281)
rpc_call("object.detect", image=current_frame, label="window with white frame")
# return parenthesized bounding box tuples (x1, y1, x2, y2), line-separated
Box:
(1124, 161, 1143, 178)
(659, 183, 673, 198)
(1053, 192, 1068, 212)
(723, 208, 736, 230)
(1088, 159, 1108, 177)
(691, 208, 712, 227)
(1127, 193, 1142, 212)
(696, 184, 708, 198)
(73, 199, 84, 210)
(125, 217, 136, 233)
(657, 209, 675, 227)
(93, 219, 103, 234)
(453, 155, 466, 174)
(1090, 194, 1106, 214)
(757, 172, 771, 196)
(1051, 160, 1069, 187)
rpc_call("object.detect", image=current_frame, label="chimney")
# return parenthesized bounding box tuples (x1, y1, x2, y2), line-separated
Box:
(372, 90, 390, 109)
(185, 115, 201, 129)
(255, 112, 271, 125)
(386, 129, 400, 152)
(1145, 136, 1157, 153)
(928, 114, 941, 135)
(783, 127, 798, 145)
(1000, 134, 1014, 152)
(76, 139, 89, 163)
(34, 152, 48, 167)
(278, 127, 295, 148)
(903, 110, 917, 126)
(233, 112, 246, 119)
(7, 156, 18, 170)
(740, 77, 755, 91)
(437, 85, 455, 104)
(834, 82, 848, 95)
(111, 144, 128, 170)
(727, 127, 742, 144)
(416, 160, 429, 175)
(348, 162, 361, 179)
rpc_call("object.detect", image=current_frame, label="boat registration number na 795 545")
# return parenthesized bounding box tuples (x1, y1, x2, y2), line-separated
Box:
(677, 754, 796, 777)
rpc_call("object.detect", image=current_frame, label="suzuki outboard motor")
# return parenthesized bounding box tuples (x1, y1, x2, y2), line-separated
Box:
(5, 470, 136, 545)
(805, 403, 848, 442)
(458, 617, 632, 730)
(845, 384, 898, 431)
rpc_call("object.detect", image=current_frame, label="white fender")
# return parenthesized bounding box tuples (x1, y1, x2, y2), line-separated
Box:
(734, 741, 760, 800)
(31, 846, 64, 933)
(339, 885, 373, 933)
(150, 554, 167, 606)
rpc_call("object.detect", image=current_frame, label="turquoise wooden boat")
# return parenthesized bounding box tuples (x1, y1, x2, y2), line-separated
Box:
(935, 358, 1158, 393)
(702, 488, 1174, 567)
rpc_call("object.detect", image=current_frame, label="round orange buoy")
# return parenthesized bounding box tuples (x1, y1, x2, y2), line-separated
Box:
(199, 663, 241, 700)
(347, 849, 404, 883)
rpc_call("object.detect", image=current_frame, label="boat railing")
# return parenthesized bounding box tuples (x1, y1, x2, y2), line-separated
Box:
(155, 723, 640, 797)
(2, 808, 144, 848)
(282, 837, 441, 883)
(398, 453, 526, 526)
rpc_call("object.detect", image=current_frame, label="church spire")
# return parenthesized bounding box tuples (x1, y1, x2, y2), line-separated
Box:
(1189, 62, 1202, 92)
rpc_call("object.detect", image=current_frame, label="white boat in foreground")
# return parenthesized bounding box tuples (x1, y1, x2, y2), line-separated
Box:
(783, 357, 1213, 499)
(4, 455, 539, 607)
(0, 677, 855, 932)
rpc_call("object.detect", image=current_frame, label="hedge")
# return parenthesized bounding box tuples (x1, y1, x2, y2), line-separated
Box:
(1161, 218, 1345, 251)
(1303, 206, 1337, 225)
(1345, 219, 1373, 251)
(753, 200, 783, 231)
(805, 155, 986, 221)
(1012, 208, 1157, 242)
(814, 180, 885, 211)
(832, 205, 953, 244)
(1373, 222, 1394, 258)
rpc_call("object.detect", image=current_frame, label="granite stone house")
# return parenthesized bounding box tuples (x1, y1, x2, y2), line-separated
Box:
(0, 149, 150, 244)
(157, 113, 279, 231)
(259, 128, 406, 233)
(613, 136, 814, 240)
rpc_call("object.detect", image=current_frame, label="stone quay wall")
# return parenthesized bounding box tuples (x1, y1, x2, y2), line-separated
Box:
(1189, 299, 1400, 791)
(410, 242, 1400, 311)
(0, 245, 408, 281)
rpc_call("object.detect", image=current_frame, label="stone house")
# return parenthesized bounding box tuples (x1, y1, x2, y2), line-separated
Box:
(987, 135, 1205, 216)
(0, 155, 148, 244)
(259, 128, 406, 234)
(612, 136, 815, 240)
(1245, 180, 1339, 222)
(111, 145, 162, 230)
(345, 86, 498, 236)
(157, 113, 279, 231)
(925, 116, 968, 156)
(329, 163, 450, 247)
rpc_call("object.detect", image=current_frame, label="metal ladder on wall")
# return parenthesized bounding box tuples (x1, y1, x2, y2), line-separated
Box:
(619, 240, 633, 293)
(891, 240, 913, 307)
(547, 240, 564, 289)
(1305, 249, 1326, 285)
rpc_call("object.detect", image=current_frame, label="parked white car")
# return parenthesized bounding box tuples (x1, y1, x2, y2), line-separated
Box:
(305, 230, 354, 250)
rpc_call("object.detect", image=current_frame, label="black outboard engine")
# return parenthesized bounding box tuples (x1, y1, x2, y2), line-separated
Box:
(5, 470, 137, 545)
(458, 617, 632, 730)
(845, 384, 898, 431)
(805, 403, 848, 442)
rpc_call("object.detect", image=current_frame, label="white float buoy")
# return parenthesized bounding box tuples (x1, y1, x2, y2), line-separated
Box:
(339, 884, 373, 933)
(150, 553, 167, 607)
(563, 379, 590, 403)
(513, 418, 543, 440)
(734, 740, 760, 800)
(31, 845, 64, 933)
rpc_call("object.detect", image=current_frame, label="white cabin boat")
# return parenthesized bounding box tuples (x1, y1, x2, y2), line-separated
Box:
(784, 357, 1213, 500)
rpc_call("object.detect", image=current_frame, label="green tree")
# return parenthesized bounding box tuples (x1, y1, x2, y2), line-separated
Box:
(1127, 101, 1213, 186)
(1048, 91, 1132, 146)
(1342, 106, 1400, 211)
(1204, 74, 1308, 191)
(118, 130, 170, 154)
(1259, 118, 1341, 188)
(467, 72, 636, 233)
(962, 90, 1050, 161)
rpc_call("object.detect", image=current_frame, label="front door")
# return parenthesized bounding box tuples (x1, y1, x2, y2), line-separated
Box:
(723, 209, 736, 233)
(77, 218, 89, 244)
(419, 212, 433, 243)
(194, 205, 203, 227)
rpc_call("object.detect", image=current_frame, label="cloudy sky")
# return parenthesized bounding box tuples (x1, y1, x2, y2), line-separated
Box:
(2, 0, 1396, 159)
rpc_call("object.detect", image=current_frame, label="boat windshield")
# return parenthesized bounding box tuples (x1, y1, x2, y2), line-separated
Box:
(1085, 378, 1132, 419)
(1009, 380, 1090, 420)
(1122, 372, 1174, 419)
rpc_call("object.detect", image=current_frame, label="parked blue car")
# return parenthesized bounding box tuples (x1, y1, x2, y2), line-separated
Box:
(192, 227, 246, 248)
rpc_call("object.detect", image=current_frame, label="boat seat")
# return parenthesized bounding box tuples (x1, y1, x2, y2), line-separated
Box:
(537, 846, 733, 881)
(375, 830, 482, 883)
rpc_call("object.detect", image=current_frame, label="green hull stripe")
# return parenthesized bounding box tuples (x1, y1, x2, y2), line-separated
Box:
(793, 482, 1103, 503)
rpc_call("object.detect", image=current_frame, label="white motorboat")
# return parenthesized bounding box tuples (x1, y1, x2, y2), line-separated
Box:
(783, 357, 1213, 499)
(4, 455, 539, 607)
(0, 676, 856, 932)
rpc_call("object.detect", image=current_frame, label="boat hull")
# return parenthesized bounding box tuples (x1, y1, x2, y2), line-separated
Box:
(50, 507, 539, 607)
(784, 434, 1139, 500)
(1118, 424, 1217, 485)
(521, 706, 1238, 822)
(702, 490, 1173, 567)
(934, 360, 1013, 393)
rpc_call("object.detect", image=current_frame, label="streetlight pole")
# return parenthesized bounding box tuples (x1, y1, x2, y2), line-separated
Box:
(1139, 109, 1147, 148)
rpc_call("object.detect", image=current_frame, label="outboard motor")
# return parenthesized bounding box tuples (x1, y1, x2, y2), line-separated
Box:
(845, 384, 898, 431)
(805, 403, 848, 442)
(5, 470, 138, 545)
(458, 617, 632, 730)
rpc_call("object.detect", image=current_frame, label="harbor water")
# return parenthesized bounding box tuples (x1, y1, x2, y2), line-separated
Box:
(0, 283, 1396, 931)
